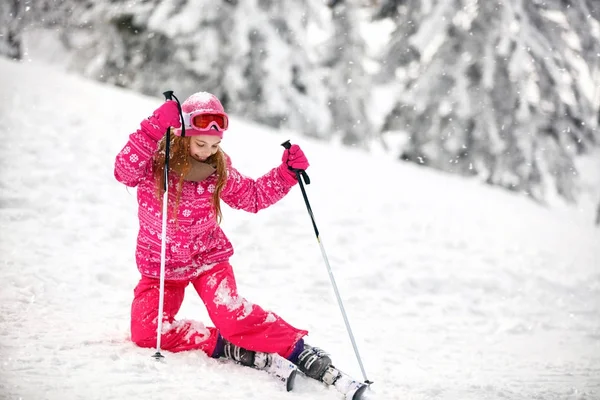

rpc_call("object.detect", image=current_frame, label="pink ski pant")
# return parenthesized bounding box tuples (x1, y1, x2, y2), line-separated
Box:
(131, 261, 307, 358)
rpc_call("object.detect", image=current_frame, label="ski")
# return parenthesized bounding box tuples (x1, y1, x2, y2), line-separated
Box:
(219, 350, 368, 397)
(261, 352, 298, 392)
(249, 352, 298, 392)
(321, 365, 370, 400)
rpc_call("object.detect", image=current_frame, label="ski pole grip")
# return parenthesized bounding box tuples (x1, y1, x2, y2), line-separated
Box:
(161, 90, 186, 137)
(280, 140, 310, 185)
(163, 90, 174, 101)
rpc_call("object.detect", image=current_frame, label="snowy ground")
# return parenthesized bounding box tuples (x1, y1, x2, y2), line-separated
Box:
(0, 58, 599, 400)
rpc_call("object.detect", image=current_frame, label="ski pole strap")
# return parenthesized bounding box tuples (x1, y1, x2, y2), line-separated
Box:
(163, 128, 170, 191)
(297, 169, 310, 185)
(296, 170, 319, 238)
(163, 90, 186, 137)
(161, 90, 183, 191)
(280, 140, 318, 238)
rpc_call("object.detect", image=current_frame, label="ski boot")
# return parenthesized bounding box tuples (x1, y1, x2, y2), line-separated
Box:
(222, 340, 298, 391)
(295, 343, 333, 380)
(295, 343, 369, 400)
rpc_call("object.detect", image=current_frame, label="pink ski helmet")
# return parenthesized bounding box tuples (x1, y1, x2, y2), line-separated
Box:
(174, 92, 229, 138)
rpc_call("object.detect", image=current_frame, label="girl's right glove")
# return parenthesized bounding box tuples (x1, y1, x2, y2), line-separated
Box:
(278, 144, 309, 185)
(152, 100, 181, 130)
(142, 100, 182, 141)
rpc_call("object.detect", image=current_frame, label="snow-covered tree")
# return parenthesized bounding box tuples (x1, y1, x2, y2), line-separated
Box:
(375, 0, 600, 203)
(8, 0, 333, 138)
(371, 0, 426, 81)
(0, 0, 25, 59)
(218, 0, 332, 138)
(323, 0, 374, 146)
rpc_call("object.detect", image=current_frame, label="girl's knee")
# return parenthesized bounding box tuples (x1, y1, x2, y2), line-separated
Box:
(131, 317, 158, 347)
(131, 331, 157, 348)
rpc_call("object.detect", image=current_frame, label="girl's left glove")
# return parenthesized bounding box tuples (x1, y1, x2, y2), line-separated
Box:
(278, 144, 309, 185)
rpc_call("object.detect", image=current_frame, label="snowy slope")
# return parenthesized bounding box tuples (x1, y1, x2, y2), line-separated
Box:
(0, 58, 599, 400)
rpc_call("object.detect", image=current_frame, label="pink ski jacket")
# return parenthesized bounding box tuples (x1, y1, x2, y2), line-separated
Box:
(114, 114, 295, 281)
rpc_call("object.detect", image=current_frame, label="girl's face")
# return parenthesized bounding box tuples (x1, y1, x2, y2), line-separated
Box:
(189, 135, 221, 162)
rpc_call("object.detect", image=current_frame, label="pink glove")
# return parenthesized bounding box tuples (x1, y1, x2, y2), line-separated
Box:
(152, 100, 181, 130)
(278, 144, 309, 185)
(141, 100, 182, 141)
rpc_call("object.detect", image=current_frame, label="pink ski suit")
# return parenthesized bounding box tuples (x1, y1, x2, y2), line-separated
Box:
(114, 105, 307, 358)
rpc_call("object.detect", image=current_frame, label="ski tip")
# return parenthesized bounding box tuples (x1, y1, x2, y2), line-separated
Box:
(352, 384, 368, 400)
(286, 369, 297, 392)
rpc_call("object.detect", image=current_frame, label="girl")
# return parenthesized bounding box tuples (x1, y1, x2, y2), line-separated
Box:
(114, 92, 332, 381)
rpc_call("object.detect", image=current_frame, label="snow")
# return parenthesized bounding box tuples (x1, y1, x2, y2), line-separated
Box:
(1, 57, 599, 400)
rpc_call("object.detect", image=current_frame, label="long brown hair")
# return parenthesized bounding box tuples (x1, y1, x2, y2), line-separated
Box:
(153, 131, 228, 223)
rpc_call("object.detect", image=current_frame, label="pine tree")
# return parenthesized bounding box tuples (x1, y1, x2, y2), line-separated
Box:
(219, 0, 332, 138)
(10, 0, 333, 138)
(0, 0, 24, 59)
(324, 0, 373, 146)
(374, 0, 600, 203)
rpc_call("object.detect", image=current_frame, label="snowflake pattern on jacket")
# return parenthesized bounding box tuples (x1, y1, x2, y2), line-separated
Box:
(114, 113, 295, 281)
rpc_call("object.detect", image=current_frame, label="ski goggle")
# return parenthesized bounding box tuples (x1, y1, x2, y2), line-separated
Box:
(182, 111, 229, 132)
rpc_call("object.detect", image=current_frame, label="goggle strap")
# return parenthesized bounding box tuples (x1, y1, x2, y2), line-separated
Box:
(182, 113, 192, 129)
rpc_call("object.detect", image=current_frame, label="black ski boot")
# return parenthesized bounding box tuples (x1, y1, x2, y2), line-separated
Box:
(222, 339, 256, 367)
(296, 343, 333, 381)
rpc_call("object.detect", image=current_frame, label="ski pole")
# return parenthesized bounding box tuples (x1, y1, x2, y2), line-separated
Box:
(153, 90, 185, 360)
(281, 140, 372, 384)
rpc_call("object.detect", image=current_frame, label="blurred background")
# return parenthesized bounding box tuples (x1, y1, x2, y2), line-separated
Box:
(2, 0, 600, 222)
